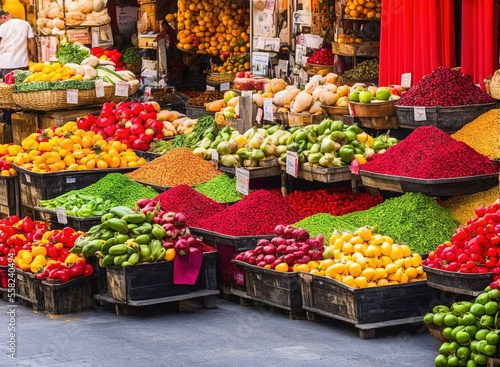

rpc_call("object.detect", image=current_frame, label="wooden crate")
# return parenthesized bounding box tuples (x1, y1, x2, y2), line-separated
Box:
(423, 265, 493, 296)
(358, 115, 398, 130)
(299, 272, 434, 338)
(40, 276, 94, 314)
(331, 41, 379, 57)
(0, 123, 12, 144)
(298, 163, 353, 183)
(0, 175, 20, 217)
(15, 269, 44, 311)
(232, 260, 303, 317)
(106, 251, 218, 302)
(287, 113, 326, 127)
(39, 106, 102, 129)
(11, 112, 39, 145)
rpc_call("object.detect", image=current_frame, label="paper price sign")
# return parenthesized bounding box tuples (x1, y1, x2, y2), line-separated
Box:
(211, 150, 219, 169)
(206, 85, 215, 91)
(67, 89, 78, 104)
(401, 73, 412, 88)
(263, 98, 273, 121)
(414, 107, 427, 121)
(56, 207, 68, 224)
(350, 159, 359, 175)
(115, 81, 129, 97)
(220, 82, 230, 91)
(348, 103, 355, 116)
(241, 90, 253, 98)
(235, 167, 250, 195)
(286, 151, 299, 177)
(95, 79, 104, 98)
(256, 108, 263, 124)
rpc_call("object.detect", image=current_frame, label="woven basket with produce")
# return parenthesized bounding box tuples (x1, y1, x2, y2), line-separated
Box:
(11, 42, 140, 110)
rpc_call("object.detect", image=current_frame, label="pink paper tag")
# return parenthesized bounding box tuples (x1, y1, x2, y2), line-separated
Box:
(173, 249, 203, 285)
(350, 159, 359, 174)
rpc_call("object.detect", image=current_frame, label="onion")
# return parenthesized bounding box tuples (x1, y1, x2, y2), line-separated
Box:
(274, 224, 286, 236)
(136, 198, 152, 209)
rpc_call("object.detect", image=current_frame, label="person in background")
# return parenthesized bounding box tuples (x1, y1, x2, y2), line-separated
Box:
(157, 20, 178, 51)
(0, 9, 37, 124)
(0, 10, 37, 79)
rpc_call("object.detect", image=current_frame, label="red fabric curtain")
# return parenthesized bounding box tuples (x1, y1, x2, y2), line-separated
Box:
(461, 0, 499, 90)
(379, 0, 456, 86)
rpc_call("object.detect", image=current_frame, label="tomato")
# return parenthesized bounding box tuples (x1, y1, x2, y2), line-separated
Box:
(57, 269, 71, 283)
(100, 102, 116, 118)
(115, 127, 130, 140)
(83, 264, 94, 277)
(130, 102, 144, 115)
(69, 263, 84, 278)
(130, 123, 145, 136)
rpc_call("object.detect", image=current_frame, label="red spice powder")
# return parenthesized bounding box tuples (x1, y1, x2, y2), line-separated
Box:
(196, 190, 303, 236)
(155, 185, 226, 227)
(283, 187, 383, 217)
(360, 126, 500, 179)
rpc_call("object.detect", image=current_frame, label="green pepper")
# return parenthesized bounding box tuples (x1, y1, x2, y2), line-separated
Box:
(294, 131, 308, 143)
(342, 129, 357, 142)
(136, 222, 152, 234)
(114, 234, 129, 244)
(307, 152, 323, 163)
(307, 130, 317, 143)
(102, 218, 128, 233)
(134, 234, 151, 244)
(299, 153, 306, 163)
(339, 145, 355, 163)
(346, 124, 362, 134)
(151, 224, 167, 240)
(330, 120, 344, 132)
(287, 142, 299, 152)
(310, 143, 321, 154)
(297, 140, 308, 153)
(315, 119, 332, 136)
(373, 140, 388, 151)
(97, 228, 115, 241)
(329, 131, 347, 144)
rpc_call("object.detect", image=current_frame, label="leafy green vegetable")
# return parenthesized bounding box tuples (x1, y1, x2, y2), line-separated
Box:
(121, 47, 141, 63)
(12, 79, 97, 93)
(14, 71, 31, 84)
(55, 42, 90, 64)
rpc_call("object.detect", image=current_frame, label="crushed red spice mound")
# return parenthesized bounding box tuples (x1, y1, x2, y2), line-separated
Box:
(360, 126, 500, 179)
(155, 185, 226, 227)
(196, 190, 303, 236)
(282, 187, 383, 217)
(396, 66, 495, 106)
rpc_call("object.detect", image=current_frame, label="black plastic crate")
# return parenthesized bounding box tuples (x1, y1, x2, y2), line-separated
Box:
(13, 166, 137, 211)
(106, 251, 218, 302)
(35, 206, 102, 232)
(190, 227, 273, 285)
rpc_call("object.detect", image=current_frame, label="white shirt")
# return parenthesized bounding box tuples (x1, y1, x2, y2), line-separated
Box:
(0, 19, 34, 69)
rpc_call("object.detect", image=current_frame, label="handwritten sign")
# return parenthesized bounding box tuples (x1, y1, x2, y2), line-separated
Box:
(286, 151, 299, 177)
(56, 207, 68, 224)
(235, 167, 250, 195)
(115, 81, 129, 97)
(220, 82, 230, 91)
(211, 150, 219, 169)
(95, 79, 104, 98)
(401, 73, 412, 88)
(263, 98, 273, 121)
(67, 89, 78, 104)
(414, 107, 427, 121)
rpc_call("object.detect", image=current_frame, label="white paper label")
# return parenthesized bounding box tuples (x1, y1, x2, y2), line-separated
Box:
(115, 81, 129, 97)
(56, 207, 68, 224)
(25, 173, 31, 184)
(235, 167, 250, 195)
(414, 107, 427, 121)
(67, 89, 78, 104)
(263, 98, 273, 121)
(348, 104, 355, 116)
(286, 151, 299, 177)
(66, 177, 76, 184)
(241, 90, 253, 98)
(401, 73, 412, 88)
(95, 79, 104, 98)
(220, 82, 230, 91)
(211, 150, 219, 169)
(206, 85, 215, 91)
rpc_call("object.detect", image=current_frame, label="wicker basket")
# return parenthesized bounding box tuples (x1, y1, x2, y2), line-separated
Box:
(484, 77, 491, 96)
(489, 70, 500, 99)
(305, 63, 335, 75)
(150, 86, 175, 103)
(207, 72, 236, 85)
(0, 83, 17, 110)
(12, 89, 98, 111)
(124, 62, 141, 74)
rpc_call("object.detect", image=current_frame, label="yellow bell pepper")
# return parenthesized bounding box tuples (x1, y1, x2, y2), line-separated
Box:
(64, 253, 80, 265)
(31, 246, 47, 257)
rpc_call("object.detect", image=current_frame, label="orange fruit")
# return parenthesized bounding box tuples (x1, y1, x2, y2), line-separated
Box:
(164, 248, 176, 262)
(275, 262, 289, 272)
(354, 276, 368, 288)
(348, 262, 362, 277)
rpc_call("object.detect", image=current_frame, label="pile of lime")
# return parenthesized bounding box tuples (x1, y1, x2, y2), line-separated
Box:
(424, 287, 500, 366)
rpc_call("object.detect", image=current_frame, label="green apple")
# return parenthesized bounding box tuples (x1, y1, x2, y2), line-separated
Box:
(223, 90, 238, 105)
(348, 91, 359, 102)
(222, 106, 235, 118)
(359, 91, 373, 104)
(375, 88, 391, 101)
